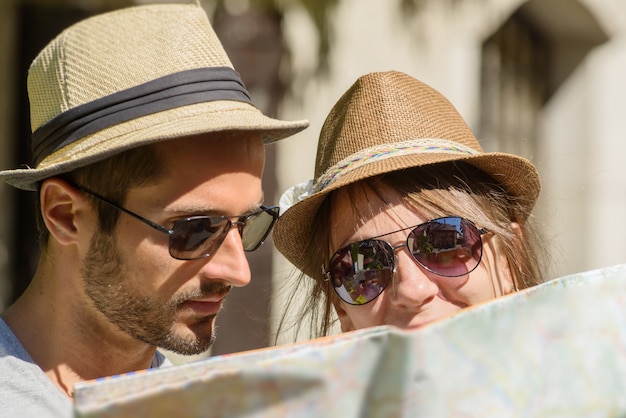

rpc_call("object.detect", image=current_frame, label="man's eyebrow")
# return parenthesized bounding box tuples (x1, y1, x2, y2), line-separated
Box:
(163, 197, 266, 217)
(244, 197, 266, 214)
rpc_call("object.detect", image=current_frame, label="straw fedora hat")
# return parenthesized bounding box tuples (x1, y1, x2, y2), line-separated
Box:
(0, 1, 308, 191)
(273, 70, 540, 279)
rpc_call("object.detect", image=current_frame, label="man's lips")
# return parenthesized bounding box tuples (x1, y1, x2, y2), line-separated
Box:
(183, 295, 227, 315)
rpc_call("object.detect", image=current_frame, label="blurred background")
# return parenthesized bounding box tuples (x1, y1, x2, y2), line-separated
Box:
(0, 0, 624, 362)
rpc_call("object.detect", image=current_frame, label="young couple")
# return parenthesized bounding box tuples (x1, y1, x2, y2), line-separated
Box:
(0, 3, 546, 416)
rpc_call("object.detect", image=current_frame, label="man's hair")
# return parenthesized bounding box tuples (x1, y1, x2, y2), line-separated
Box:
(35, 145, 163, 248)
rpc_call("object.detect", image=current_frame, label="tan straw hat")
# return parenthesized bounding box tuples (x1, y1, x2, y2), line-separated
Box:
(273, 70, 540, 278)
(0, 1, 308, 191)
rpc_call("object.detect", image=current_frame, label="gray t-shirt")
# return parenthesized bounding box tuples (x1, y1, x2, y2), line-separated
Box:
(0, 317, 171, 417)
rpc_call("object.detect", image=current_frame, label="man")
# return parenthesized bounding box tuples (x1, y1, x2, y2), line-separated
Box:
(0, 2, 308, 416)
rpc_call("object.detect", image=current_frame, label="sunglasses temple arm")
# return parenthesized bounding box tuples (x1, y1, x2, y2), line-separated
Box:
(78, 186, 173, 236)
(114, 204, 173, 236)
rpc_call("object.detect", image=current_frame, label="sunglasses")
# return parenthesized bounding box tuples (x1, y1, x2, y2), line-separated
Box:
(73, 184, 279, 260)
(323, 216, 488, 305)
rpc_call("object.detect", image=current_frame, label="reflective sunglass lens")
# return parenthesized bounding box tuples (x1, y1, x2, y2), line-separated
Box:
(329, 240, 394, 305)
(169, 217, 230, 259)
(168, 206, 279, 260)
(241, 206, 279, 251)
(408, 217, 482, 277)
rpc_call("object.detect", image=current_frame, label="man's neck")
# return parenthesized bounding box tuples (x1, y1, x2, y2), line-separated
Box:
(2, 266, 157, 398)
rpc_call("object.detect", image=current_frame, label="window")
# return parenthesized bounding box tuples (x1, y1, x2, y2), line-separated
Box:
(480, 12, 547, 158)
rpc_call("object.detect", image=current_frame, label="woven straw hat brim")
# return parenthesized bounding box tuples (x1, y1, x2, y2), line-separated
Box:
(273, 71, 541, 279)
(1, 100, 307, 191)
(0, 2, 308, 191)
(273, 149, 540, 280)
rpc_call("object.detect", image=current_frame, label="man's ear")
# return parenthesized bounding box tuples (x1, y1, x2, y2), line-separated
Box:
(40, 178, 91, 246)
(331, 297, 355, 333)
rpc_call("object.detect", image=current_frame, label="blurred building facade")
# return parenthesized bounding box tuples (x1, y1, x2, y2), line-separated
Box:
(0, 0, 624, 357)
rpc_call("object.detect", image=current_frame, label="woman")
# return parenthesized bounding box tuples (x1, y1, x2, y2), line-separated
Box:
(273, 71, 548, 338)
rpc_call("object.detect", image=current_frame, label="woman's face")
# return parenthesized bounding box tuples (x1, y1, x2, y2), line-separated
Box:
(328, 182, 516, 332)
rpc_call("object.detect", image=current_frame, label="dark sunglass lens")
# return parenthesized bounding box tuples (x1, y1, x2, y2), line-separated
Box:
(329, 240, 394, 305)
(407, 217, 482, 277)
(241, 207, 278, 251)
(169, 217, 230, 259)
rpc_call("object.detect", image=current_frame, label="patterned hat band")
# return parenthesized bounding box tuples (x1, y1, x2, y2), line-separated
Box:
(312, 138, 479, 193)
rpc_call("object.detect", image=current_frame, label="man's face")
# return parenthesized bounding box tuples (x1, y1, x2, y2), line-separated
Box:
(81, 132, 265, 355)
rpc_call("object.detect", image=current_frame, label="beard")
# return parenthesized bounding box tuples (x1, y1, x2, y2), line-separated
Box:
(80, 228, 226, 355)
